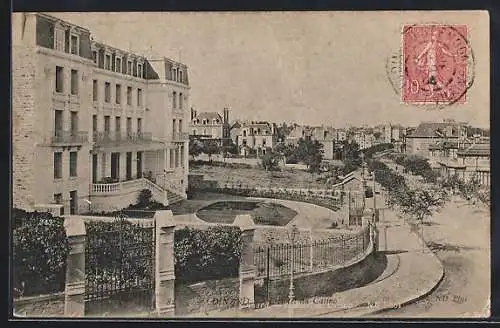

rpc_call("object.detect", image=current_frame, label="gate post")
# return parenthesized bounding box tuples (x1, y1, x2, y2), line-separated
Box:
(63, 217, 86, 317)
(233, 215, 256, 310)
(154, 210, 176, 317)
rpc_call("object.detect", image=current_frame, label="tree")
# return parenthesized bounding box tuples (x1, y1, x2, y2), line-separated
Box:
(203, 140, 220, 162)
(261, 152, 281, 171)
(222, 141, 238, 157)
(274, 142, 297, 163)
(189, 139, 204, 160)
(462, 173, 480, 205)
(341, 140, 362, 174)
(294, 138, 324, 173)
(399, 188, 445, 252)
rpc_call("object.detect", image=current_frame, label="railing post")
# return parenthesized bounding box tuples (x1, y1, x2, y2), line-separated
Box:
(154, 210, 176, 317)
(63, 217, 86, 317)
(233, 214, 256, 310)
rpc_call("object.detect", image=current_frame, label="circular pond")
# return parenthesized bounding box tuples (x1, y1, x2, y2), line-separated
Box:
(196, 201, 298, 226)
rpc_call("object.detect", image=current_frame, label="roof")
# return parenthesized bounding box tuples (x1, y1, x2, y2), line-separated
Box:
(407, 122, 464, 138)
(457, 143, 490, 157)
(193, 112, 223, 122)
(428, 141, 459, 150)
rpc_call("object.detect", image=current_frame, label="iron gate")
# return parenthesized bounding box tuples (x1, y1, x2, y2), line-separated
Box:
(84, 213, 156, 314)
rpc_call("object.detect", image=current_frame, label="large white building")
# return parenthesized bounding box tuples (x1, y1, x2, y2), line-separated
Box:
(12, 12, 190, 214)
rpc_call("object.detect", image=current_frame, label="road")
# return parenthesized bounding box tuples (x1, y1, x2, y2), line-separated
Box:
(373, 157, 490, 318)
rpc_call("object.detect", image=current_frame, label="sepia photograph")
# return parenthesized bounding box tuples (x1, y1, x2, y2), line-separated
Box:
(11, 10, 490, 319)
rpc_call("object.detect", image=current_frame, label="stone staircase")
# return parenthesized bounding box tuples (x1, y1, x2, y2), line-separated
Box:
(142, 178, 185, 206)
(166, 189, 185, 205)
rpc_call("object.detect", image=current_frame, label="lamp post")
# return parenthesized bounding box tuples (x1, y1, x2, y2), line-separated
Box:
(287, 224, 299, 304)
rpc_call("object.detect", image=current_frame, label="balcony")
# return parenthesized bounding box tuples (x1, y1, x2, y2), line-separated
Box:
(49, 130, 88, 145)
(172, 131, 190, 142)
(93, 131, 153, 144)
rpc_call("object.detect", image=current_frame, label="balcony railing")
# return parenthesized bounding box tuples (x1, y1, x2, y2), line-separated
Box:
(93, 131, 153, 143)
(172, 131, 189, 141)
(50, 130, 88, 145)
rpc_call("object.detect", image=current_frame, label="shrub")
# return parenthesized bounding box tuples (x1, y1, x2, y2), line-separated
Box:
(12, 210, 69, 297)
(175, 226, 243, 283)
(137, 189, 153, 207)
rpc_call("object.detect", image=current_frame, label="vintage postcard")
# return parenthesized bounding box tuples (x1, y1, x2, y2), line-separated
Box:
(11, 11, 490, 319)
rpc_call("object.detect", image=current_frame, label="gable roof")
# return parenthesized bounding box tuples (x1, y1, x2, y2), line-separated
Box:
(193, 112, 223, 122)
(407, 122, 463, 138)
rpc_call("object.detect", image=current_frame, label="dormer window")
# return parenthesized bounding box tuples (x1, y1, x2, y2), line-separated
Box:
(137, 63, 143, 78)
(127, 60, 133, 75)
(54, 26, 65, 52)
(70, 34, 79, 55)
(105, 54, 111, 70)
(115, 57, 122, 73)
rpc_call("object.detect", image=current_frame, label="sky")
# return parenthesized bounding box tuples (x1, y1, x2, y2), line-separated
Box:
(51, 11, 490, 128)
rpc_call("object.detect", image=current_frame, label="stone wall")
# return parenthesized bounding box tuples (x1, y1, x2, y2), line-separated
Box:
(255, 251, 381, 306)
(13, 293, 65, 317)
(175, 278, 240, 315)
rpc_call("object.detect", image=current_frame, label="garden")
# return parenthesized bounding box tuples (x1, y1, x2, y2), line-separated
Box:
(196, 200, 298, 226)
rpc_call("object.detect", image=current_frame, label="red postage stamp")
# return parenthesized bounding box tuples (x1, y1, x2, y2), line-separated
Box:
(402, 24, 469, 105)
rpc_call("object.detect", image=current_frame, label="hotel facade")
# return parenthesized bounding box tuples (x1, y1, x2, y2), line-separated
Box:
(12, 13, 190, 214)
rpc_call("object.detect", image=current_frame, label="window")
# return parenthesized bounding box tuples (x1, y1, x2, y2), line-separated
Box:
(127, 117, 132, 135)
(115, 84, 121, 104)
(137, 118, 142, 133)
(104, 116, 110, 134)
(172, 119, 176, 137)
(69, 152, 78, 177)
(54, 193, 63, 205)
(55, 66, 64, 93)
(179, 71, 183, 83)
(179, 120, 183, 133)
(54, 152, 62, 179)
(54, 28, 65, 51)
(105, 54, 111, 70)
(137, 88, 143, 106)
(179, 93, 183, 110)
(92, 115, 97, 139)
(193, 129, 196, 135)
(137, 63, 143, 78)
(70, 111, 78, 134)
(127, 61, 133, 75)
(70, 34, 79, 55)
(92, 80, 98, 101)
(170, 149, 174, 168)
(172, 91, 177, 109)
(70, 69, 78, 95)
(104, 82, 111, 103)
(92, 51, 97, 64)
(115, 116, 121, 139)
(115, 57, 122, 73)
(54, 110, 63, 134)
(127, 86, 132, 105)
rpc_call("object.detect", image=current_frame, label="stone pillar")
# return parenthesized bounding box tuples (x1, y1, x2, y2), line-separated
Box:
(119, 152, 127, 181)
(154, 210, 176, 317)
(63, 217, 86, 317)
(233, 215, 256, 310)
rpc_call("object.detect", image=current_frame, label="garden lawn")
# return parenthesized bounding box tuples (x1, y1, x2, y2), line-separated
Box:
(189, 165, 329, 189)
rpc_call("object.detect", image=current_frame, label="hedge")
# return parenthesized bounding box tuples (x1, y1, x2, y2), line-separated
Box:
(174, 226, 242, 283)
(12, 209, 69, 297)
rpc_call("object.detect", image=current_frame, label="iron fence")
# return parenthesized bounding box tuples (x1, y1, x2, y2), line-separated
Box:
(84, 216, 156, 314)
(254, 227, 370, 279)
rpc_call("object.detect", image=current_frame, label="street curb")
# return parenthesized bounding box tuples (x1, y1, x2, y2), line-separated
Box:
(360, 229, 445, 317)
